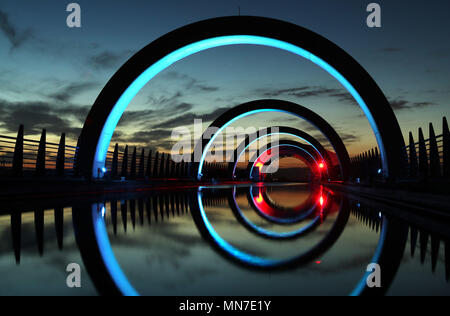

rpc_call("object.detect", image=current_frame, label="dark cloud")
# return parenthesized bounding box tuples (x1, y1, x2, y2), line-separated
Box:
(117, 102, 194, 127)
(0, 10, 32, 49)
(389, 99, 410, 111)
(88, 50, 135, 69)
(313, 131, 360, 145)
(261, 86, 339, 98)
(0, 99, 85, 138)
(338, 133, 360, 143)
(413, 101, 436, 109)
(48, 82, 99, 103)
(117, 129, 174, 144)
(119, 109, 156, 125)
(148, 91, 184, 107)
(151, 107, 230, 129)
(257, 86, 357, 105)
(380, 47, 401, 53)
(389, 98, 437, 111)
(112, 106, 231, 150)
(159, 71, 219, 94)
(56, 105, 91, 123)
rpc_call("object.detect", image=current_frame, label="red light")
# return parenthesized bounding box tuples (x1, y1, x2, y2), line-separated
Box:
(256, 192, 263, 204)
(315, 261, 322, 265)
(319, 163, 325, 169)
(319, 196, 324, 206)
(255, 162, 263, 170)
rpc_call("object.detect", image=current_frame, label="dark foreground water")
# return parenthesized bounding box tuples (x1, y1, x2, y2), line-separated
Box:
(0, 183, 448, 296)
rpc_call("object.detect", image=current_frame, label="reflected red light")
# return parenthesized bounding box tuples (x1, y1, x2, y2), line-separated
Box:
(255, 162, 263, 170)
(256, 192, 263, 204)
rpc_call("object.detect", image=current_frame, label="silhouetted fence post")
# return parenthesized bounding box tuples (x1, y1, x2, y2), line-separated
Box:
(121, 145, 129, 177)
(418, 128, 428, 179)
(130, 147, 137, 178)
(159, 153, 165, 178)
(375, 147, 381, 175)
(36, 129, 46, 176)
(401, 142, 409, 178)
(175, 162, 180, 178)
(12, 125, 24, 177)
(111, 143, 119, 178)
(11, 211, 21, 264)
(443, 117, 449, 178)
(171, 161, 176, 178)
(146, 150, 153, 178)
(153, 151, 159, 178)
(56, 133, 66, 176)
(73, 137, 80, 177)
(429, 123, 441, 177)
(138, 149, 145, 178)
(165, 154, 171, 177)
(54, 207, 64, 250)
(409, 132, 418, 177)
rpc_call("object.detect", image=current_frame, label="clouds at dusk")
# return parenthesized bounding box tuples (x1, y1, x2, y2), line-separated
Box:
(0, 0, 448, 154)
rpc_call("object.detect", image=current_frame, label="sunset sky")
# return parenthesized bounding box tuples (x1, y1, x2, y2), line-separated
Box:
(0, 0, 449, 157)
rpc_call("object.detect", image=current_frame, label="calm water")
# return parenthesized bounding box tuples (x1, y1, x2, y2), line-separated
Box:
(0, 183, 448, 296)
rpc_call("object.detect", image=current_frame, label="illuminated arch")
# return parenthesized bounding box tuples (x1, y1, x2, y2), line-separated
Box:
(194, 100, 350, 180)
(77, 16, 405, 180)
(246, 141, 324, 181)
(228, 126, 334, 179)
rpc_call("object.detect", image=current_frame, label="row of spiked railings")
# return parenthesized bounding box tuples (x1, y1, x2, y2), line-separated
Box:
(0, 125, 77, 177)
(351, 117, 449, 182)
(0, 124, 231, 180)
(104, 144, 192, 179)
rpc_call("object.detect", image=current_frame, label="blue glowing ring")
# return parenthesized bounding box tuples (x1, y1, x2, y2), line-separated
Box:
(91, 203, 139, 296)
(248, 186, 318, 225)
(231, 187, 325, 240)
(79, 17, 406, 180)
(231, 131, 326, 179)
(249, 143, 320, 179)
(196, 187, 337, 267)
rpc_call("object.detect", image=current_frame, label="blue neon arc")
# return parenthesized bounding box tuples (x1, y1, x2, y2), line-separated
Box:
(248, 143, 321, 178)
(92, 204, 139, 296)
(248, 188, 317, 224)
(93, 35, 385, 177)
(230, 131, 326, 178)
(197, 191, 278, 267)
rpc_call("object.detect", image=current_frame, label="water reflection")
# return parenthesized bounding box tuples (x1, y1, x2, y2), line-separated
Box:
(0, 184, 449, 296)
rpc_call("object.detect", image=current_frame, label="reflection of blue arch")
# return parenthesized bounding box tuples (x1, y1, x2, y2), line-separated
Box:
(248, 185, 318, 225)
(77, 16, 405, 180)
(72, 194, 407, 295)
(192, 189, 407, 295)
(72, 203, 138, 296)
(193, 187, 347, 269)
(229, 186, 326, 240)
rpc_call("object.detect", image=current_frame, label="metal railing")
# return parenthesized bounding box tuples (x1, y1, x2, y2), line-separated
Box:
(0, 126, 78, 177)
(351, 116, 449, 181)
